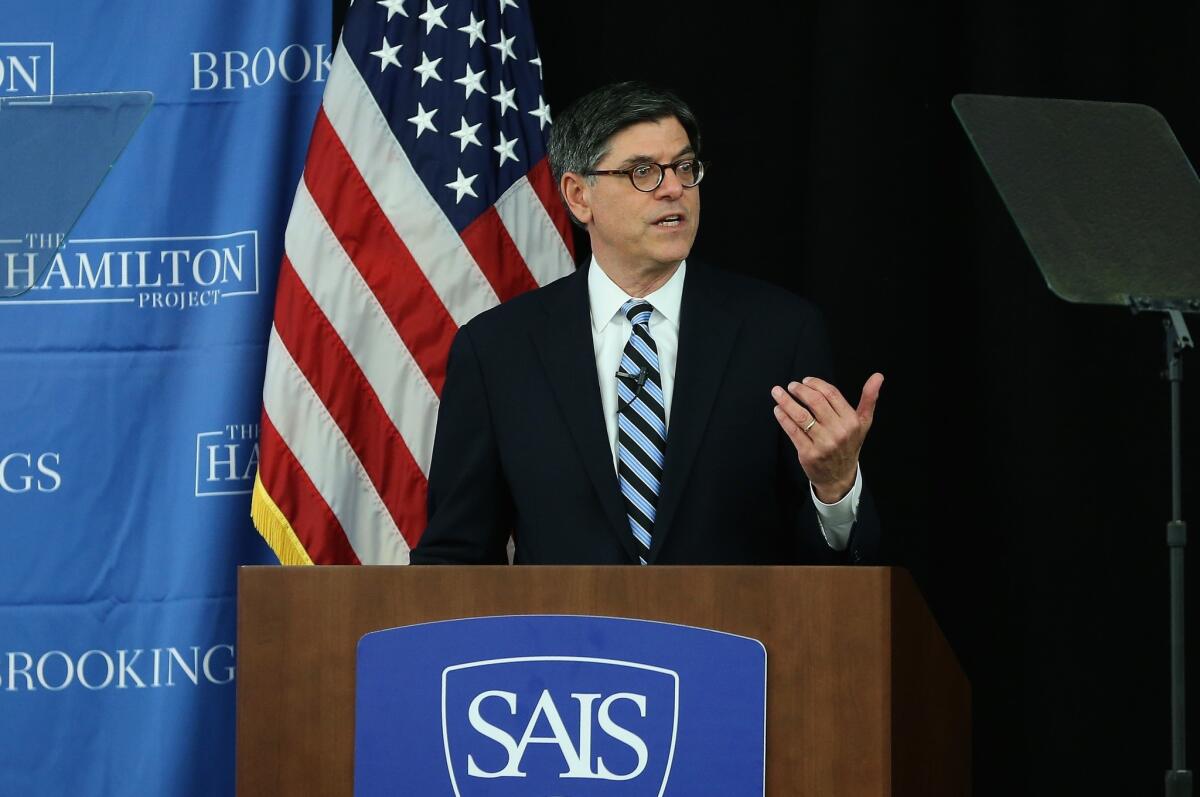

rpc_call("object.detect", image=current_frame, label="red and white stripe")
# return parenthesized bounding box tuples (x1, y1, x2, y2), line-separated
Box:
(257, 40, 574, 565)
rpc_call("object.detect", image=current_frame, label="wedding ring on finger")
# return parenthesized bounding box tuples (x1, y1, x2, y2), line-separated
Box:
(802, 418, 816, 433)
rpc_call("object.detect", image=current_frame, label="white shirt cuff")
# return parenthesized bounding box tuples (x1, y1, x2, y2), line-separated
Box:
(810, 465, 862, 551)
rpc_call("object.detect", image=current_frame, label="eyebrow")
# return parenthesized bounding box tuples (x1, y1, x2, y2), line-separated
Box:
(616, 146, 696, 168)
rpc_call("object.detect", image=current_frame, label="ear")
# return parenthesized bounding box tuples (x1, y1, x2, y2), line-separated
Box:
(560, 172, 593, 226)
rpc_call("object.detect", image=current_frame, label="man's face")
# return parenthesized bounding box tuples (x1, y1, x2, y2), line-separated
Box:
(574, 117, 700, 275)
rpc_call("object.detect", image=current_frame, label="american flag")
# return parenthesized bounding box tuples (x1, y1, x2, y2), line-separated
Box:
(251, 0, 575, 565)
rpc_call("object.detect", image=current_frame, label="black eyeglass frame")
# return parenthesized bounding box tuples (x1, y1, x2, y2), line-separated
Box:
(583, 158, 706, 193)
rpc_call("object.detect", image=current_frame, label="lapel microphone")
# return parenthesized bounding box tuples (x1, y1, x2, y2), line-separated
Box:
(616, 367, 648, 389)
(616, 367, 648, 410)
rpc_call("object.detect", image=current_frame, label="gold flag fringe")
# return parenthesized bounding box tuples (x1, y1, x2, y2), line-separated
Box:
(250, 472, 314, 566)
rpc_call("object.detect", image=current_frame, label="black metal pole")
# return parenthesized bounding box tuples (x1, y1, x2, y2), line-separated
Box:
(1166, 315, 1192, 797)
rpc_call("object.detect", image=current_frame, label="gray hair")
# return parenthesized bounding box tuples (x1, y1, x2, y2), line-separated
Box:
(547, 81, 702, 225)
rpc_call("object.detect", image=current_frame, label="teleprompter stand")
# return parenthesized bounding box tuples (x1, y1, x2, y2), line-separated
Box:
(953, 93, 1198, 796)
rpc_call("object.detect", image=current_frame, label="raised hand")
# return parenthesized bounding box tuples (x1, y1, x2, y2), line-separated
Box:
(771, 373, 884, 503)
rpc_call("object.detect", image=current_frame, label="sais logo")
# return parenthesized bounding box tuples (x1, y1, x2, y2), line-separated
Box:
(0, 452, 61, 494)
(0, 231, 259, 310)
(441, 657, 679, 797)
(195, 424, 258, 497)
(0, 42, 54, 101)
(357, 617, 765, 795)
(191, 43, 331, 91)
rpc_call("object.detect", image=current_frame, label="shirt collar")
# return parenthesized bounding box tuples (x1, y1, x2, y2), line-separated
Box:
(587, 255, 687, 333)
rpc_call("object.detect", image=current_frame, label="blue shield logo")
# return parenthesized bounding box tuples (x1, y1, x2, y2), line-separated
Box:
(354, 616, 765, 796)
(441, 657, 678, 797)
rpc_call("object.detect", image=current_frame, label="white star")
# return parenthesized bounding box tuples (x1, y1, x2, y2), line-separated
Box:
(490, 32, 517, 64)
(530, 55, 543, 80)
(528, 95, 551, 130)
(493, 131, 520, 166)
(446, 168, 479, 203)
(370, 36, 403, 72)
(491, 80, 517, 116)
(499, 0, 519, 12)
(450, 116, 483, 152)
(413, 52, 443, 86)
(407, 102, 438, 138)
(419, 1, 448, 33)
(376, 0, 407, 20)
(454, 63, 487, 99)
(457, 12, 486, 47)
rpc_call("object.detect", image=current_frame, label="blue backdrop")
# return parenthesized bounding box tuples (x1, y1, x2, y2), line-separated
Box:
(0, 2, 325, 793)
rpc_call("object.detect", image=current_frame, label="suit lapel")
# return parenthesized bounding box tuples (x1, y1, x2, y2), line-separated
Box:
(531, 266, 641, 561)
(648, 263, 742, 562)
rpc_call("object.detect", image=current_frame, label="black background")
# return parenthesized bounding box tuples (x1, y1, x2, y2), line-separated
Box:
(334, 2, 1199, 793)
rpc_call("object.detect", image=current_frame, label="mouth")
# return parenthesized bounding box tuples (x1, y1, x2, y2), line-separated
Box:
(652, 213, 685, 228)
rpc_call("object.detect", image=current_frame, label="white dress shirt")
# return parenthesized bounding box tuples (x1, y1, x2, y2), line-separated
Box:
(586, 257, 862, 551)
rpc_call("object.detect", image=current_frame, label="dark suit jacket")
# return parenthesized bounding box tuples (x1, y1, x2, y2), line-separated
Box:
(411, 260, 882, 565)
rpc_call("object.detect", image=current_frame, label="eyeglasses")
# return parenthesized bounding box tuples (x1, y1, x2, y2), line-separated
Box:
(584, 158, 706, 193)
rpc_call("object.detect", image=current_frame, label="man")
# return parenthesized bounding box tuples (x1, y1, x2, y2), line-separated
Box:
(412, 81, 884, 565)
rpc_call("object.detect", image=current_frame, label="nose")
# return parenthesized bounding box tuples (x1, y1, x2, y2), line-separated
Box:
(654, 164, 686, 199)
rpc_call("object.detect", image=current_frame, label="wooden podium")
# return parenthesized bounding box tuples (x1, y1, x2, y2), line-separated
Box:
(237, 566, 969, 796)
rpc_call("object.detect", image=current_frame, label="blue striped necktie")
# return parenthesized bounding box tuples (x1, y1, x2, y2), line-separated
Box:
(616, 299, 667, 565)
